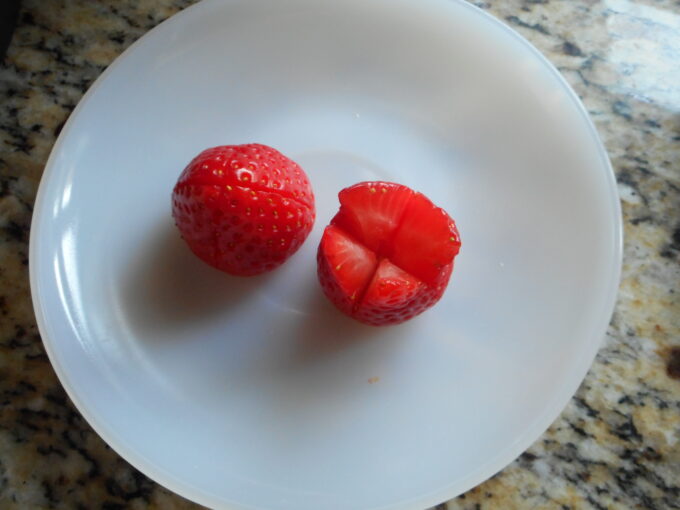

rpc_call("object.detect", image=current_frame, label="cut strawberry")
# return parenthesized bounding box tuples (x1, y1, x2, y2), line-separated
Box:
(317, 181, 461, 326)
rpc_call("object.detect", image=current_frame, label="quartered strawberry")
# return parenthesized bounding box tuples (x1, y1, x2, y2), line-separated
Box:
(172, 144, 315, 276)
(317, 181, 461, 326)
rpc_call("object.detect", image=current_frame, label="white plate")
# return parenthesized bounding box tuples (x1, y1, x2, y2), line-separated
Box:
(30, 0, 622, 508)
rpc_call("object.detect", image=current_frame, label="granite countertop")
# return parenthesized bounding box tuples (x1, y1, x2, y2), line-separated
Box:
(1, 0, 678, 508)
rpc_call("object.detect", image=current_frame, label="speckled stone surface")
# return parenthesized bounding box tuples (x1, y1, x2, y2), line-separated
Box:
(1, 0, 678, 508)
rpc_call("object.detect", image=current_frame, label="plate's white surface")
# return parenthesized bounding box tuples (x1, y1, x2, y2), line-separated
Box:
(30, 0, 622, 509)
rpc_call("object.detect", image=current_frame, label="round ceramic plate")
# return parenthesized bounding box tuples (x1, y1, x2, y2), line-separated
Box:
(30, 0, 622, 508)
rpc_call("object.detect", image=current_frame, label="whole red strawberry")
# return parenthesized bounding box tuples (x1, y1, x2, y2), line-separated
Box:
(172, 144, 315, 276)
(317, 182, 461, 326)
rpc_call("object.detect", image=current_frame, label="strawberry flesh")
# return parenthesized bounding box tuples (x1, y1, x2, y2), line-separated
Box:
(390, 191, 461, 286)
(317, 225, 377, 316)
(332, 182, 413, 254)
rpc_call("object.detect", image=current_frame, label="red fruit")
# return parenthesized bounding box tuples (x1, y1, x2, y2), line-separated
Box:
(317, 181, 461, 326)
(317, 225, 378, 316)
(172, 144, 315, 276)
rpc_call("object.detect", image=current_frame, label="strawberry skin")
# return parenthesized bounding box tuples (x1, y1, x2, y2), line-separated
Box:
(317, 181, 460, 326)
(354, 259, 452, 326)
(172, 144, 315, 276)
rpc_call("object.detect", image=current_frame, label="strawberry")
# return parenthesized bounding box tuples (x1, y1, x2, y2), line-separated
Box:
(172, 144, 315, 276)
(317, 181, 461, 326)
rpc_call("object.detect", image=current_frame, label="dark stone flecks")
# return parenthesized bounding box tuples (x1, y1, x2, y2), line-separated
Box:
(659, 225, 680, 260)
(109, 31, 126, 45)
(42, 480, 58, 505)
(3, 221, 27, 243)
(613, 100, 633, 121)
(616, 169, 649, 206)
(521, 452, 538, 462)
(53, 119, 66, 137)
(667, 348, 680, 380)
(611, 413, 643, 443)
(573, 397, 600, 418)
(562, 41, 583, 56)
(630, 216, 653, 226)
(568, 422, 590, 438)
(505, 15, 551, 35)
(586, 494, 609, 510)
(102, 502, 126, 510)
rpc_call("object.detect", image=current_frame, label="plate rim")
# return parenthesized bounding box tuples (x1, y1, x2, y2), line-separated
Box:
(29, 0, 623, 508)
